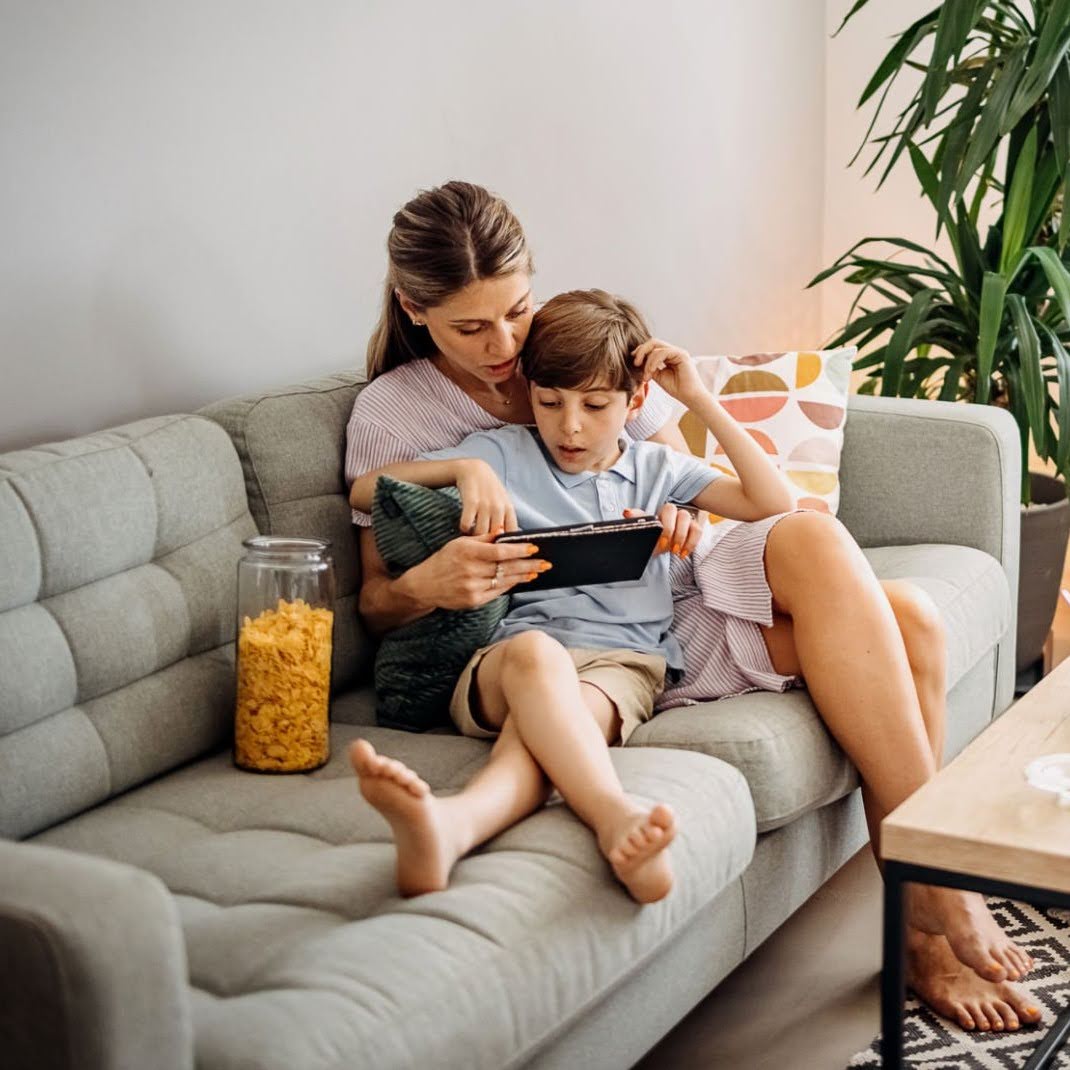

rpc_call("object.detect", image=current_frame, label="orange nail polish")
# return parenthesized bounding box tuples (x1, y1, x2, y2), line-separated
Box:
(672, 543, 681, 555)
(680, 548, 691, 559)
(526, 572, 538, 581)
(538, 562, 553, 571)
(656, 536, 669, 551)
(526, 544, 539, 556)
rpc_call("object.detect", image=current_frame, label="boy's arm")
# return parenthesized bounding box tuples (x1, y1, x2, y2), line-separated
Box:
(349, 452, 518, 536)
(636, 339, 796, 522)
(349, 458, 470, 513)
(685, 392, 796, 520)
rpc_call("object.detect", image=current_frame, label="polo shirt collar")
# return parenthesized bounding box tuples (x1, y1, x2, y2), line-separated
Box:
(545, 436, 638, 488)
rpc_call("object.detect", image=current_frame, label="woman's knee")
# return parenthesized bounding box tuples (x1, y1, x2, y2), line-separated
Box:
(764, 512, 863, 604)
(884, 581, 946, 663)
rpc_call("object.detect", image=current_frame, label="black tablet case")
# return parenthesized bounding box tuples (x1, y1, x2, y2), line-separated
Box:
(496, 515, 663, 592)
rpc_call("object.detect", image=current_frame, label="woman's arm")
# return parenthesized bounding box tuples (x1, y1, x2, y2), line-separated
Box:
(352, 456, 543, 634)
(358, 526, 438, 633)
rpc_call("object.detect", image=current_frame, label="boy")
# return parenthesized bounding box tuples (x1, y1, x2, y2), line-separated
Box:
(348, 289, 794, 903)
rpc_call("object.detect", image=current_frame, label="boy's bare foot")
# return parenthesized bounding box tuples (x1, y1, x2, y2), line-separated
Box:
(349, 739, 461, 897)
(600, 803, 677, 904)
(908, 884, 1035, 982)
(906, 928, 1043, 1031)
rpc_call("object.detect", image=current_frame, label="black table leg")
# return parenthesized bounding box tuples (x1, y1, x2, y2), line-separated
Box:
(1023, 1002, 1070, 1070)
(881, 861, 907, 1068)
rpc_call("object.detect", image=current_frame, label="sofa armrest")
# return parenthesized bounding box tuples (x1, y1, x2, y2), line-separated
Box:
(0, 841, 193, 1070)
(837, 394, 1020, 710)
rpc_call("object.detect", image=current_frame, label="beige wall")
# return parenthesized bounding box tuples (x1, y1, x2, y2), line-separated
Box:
(0, 1, 828, 451)
(822, 0, 950, 346)
(1, 2, 950, 453)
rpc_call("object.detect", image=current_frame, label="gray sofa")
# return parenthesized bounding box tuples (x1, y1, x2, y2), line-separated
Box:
(0, 372, 1019, 1070)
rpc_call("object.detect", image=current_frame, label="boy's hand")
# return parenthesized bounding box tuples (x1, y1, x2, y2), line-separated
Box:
(624, 505, 705, 558)
(456, 459, 518, 535)
(632, 339, 705, 406)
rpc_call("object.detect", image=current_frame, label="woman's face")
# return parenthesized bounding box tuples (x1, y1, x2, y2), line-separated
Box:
(416, 272, 534, 386)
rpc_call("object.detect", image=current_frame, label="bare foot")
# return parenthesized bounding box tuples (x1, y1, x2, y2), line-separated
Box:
(349, 739, 461, 897)
(908, 884, 1035, 982)
(906, 928, 1043, 1032)
(600, 803, 677, 904)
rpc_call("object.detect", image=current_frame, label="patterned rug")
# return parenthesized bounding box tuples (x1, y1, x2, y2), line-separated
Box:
(848, 900, 1070, 1069)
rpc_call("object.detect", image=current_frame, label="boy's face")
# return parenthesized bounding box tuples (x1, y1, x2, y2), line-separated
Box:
(529, 379, 646, 473)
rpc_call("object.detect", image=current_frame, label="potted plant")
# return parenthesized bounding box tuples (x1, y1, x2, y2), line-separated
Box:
(814, 0, 1070, 677)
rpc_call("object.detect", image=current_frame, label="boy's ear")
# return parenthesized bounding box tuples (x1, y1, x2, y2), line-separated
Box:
(625, 381, 649, 421)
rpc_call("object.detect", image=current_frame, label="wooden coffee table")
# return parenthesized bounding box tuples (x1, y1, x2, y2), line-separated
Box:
(880, 656, 1070, 1068)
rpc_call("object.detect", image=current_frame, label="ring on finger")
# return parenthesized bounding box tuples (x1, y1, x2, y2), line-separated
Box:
(489, 562, 504, 590)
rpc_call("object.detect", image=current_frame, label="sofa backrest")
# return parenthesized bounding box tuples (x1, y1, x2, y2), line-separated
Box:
(0, 415, 257, 839)
(199, 371, 373, 693)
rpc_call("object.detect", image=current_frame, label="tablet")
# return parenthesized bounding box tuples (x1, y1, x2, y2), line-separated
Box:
(495, 515, 663, 592)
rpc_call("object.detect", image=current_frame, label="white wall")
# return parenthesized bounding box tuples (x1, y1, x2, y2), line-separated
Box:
(0, 0, 830, 451)
(822, 0, 949, 343)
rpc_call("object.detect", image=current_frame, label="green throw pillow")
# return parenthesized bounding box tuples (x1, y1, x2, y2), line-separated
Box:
(371, 475, 508, 731)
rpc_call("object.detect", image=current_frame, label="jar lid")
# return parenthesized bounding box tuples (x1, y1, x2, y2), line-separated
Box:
(242, 535, 332, 559)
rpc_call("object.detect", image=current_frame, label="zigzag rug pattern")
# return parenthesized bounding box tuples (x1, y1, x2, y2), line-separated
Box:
(849, 901, 1070, 1069)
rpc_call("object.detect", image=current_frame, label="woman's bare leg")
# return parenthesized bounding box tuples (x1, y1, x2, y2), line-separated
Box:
(760, 513, 1039, 1030)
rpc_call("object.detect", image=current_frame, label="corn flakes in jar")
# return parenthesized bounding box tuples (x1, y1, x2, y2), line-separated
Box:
(234, 537, 335, 773)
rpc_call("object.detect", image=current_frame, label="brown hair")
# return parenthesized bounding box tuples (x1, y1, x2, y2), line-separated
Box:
(366, 181, 533, 379)
(521, 289, 650, 394)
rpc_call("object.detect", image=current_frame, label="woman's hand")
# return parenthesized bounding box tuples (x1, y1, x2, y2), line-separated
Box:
(624, 504, 705, 558)
(407, 531, 548, 609)
(455, 459, 518, 535)
(632, 338, 706, 407)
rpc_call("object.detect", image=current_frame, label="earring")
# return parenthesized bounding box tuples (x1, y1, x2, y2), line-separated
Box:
(412, 319, 424, 327)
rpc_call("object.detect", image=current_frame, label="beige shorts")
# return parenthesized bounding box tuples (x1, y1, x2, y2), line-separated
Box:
(449, 641, 667, 745)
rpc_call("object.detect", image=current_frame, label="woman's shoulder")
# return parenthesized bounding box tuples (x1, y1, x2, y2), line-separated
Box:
(357, 361, 436, 406)
(352, 359, 438, 416)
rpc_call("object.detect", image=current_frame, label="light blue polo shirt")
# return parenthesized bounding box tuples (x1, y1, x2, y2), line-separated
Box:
(422, 425, 719, 674)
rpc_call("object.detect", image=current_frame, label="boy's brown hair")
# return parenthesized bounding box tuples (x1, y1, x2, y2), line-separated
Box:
(521, 289, 650, 394)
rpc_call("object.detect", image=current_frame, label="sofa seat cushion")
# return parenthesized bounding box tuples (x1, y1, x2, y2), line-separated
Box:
(32, 723, 754, 1070)
(628, 543, 1010, 832)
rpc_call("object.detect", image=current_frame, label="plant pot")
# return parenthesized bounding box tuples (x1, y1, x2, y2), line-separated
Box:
(1017, 473, 1070, 672)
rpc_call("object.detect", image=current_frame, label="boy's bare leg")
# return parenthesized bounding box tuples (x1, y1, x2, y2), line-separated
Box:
(762, 516, 1039, 1030)
(349, 717, 548, 896)
(473, 631, 676, 903)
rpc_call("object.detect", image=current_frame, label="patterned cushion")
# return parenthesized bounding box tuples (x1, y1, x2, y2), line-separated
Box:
(371, 476, 507, 731)
(680, 348, 854, 520)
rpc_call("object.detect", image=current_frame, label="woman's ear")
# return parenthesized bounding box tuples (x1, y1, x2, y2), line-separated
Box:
(394, 289, 425, 326)
(625, 381, 649, 421)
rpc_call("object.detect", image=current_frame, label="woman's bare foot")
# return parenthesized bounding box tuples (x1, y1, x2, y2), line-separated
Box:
(600, 803, 677, 904)
(908, 884, 1035, 981)
(906, 928, 1043, 1031)
(349, 740, 462, 897)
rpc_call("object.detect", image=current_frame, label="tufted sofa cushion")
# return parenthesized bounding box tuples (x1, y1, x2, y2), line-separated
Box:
(0, 416, 257, 839)
(32, 722, 755, 1070)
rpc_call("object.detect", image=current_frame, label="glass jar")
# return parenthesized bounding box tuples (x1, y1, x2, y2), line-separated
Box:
(234, 536, 335, 773)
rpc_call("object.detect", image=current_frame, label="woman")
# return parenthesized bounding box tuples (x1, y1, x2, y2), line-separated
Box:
(345, 181, 1038, 1033)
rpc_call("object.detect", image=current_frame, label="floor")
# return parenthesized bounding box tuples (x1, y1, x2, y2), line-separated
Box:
(635, 847, 885, 1070)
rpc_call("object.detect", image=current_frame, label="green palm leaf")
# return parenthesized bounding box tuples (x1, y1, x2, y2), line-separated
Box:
(1008, 293, 1048, 459)
(881, 289, 939, 396)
